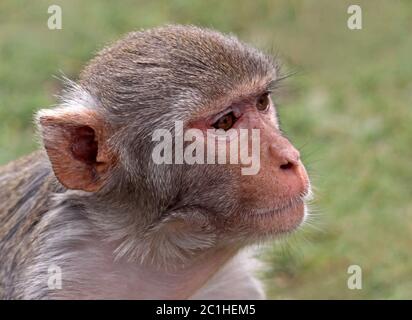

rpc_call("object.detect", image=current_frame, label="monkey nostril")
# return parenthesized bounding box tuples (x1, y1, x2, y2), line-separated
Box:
(280, 161, 294, 170)
(273, 146, 300, 171)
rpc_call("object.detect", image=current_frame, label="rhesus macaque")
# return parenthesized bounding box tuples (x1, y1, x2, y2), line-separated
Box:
(0, 25, 310, 299)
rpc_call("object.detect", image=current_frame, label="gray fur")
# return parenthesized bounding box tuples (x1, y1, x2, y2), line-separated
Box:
(0, 25, 279, 299)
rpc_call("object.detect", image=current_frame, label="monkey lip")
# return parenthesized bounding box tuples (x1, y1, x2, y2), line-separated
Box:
(246, 198, 306, 233)
(253, 198, 303, 215)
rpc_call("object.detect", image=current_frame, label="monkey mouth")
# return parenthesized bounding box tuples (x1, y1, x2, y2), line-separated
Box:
(253, 197, 304, 215)
(245, 195, 309, 234)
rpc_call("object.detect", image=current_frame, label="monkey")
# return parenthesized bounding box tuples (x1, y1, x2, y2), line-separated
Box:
(0, 25, 311, 300)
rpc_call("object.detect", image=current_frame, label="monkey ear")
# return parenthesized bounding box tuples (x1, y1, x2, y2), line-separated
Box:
(36, 106, 114, 192)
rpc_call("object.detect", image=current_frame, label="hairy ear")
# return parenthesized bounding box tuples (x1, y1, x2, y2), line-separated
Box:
(36, 106, 115, 192)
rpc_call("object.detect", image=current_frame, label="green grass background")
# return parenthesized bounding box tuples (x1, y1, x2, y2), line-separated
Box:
(0, 0, 411, 299)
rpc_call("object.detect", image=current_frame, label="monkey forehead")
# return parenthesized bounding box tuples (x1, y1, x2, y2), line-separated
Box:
(79, 25, 278, 113)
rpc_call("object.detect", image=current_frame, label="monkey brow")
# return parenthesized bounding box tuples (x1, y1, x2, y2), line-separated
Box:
(246, 78, 279, 99)
(268, 71, 296, 91)
(192, 74, 281, 119)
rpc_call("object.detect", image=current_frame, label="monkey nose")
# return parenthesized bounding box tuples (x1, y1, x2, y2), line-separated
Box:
(269, 144, 301, 171)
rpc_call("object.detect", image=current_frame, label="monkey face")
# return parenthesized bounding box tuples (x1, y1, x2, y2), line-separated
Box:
(178, 93, 311, 243)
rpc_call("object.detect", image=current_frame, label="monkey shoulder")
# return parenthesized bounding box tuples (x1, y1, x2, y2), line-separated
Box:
(0, 151, 63, 298)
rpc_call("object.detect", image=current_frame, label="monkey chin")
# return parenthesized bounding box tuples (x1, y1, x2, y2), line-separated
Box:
(245, 200, 307, 237)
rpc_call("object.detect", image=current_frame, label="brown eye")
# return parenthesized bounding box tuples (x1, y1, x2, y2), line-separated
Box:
(256, 93, 270, 111)
(212, 112, 236, 131)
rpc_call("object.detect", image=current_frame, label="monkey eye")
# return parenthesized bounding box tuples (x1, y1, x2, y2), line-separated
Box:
(256, 93, 270, 111)
(212, 112, 237, 131)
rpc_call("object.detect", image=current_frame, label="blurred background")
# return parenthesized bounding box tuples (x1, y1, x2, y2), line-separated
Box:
(0, 0, 411, 298)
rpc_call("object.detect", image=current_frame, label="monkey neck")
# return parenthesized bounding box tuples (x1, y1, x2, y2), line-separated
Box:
(130, 246, 239, 299)
(43, 207, 239, 299)
(56, 238, 239, 299)
(44, 191, 241, 299)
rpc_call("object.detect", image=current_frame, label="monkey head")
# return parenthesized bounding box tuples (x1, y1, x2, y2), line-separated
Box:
(37, 25, 311, 265)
